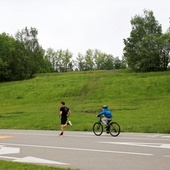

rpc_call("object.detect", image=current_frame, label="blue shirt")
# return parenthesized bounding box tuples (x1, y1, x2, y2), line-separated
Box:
(97, 108, 112, 118)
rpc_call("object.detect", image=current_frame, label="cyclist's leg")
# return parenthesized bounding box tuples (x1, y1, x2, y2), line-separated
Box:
(102, 117, 112, 131)
(107, 119, 112, 125)
(106, 118, 112, 131)
(101, 117, 108, 127)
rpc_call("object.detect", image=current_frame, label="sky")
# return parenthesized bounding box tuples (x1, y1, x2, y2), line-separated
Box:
(0, 0, 170, 59)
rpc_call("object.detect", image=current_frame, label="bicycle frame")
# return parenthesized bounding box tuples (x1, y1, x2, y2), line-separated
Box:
(98, 115, 111, 127)
(93, 116, 120, 137)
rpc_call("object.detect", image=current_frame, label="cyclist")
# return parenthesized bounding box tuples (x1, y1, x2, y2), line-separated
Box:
(97, 105, 112, 132)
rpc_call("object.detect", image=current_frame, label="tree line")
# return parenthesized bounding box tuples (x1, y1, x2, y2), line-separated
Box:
(0, 9, 170, 82)
(0, 28, 125, 82)
(45, 48, 126, 72)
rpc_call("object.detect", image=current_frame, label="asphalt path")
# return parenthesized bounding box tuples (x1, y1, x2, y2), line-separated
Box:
(0, 130, 170, 170)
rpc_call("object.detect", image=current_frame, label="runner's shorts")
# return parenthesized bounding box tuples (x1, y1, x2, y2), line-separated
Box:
(61, 117, 67, 125)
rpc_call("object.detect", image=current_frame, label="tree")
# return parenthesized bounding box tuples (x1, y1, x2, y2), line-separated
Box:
(76, 53, 86, 71)
(45, 48, 56, 69)
(15, 27, 45, 77)
(123, 10, 163, 72)
(0, 33, 29, 81)
(0, 33, 13, 81)
(62, 49, 73, 72)
(103, 54, 114, 70)
(55, 49, 63, 72)
(120, 56, 127, 69)
(156, 32, 170, 71)
(93, 49, 106, 70)
(84, 49, 94, 70)
(53, 49, 73, 72)
(0, 28, 54, 82)
(114, 57, 121, 69)
(0, 57, 10, 82)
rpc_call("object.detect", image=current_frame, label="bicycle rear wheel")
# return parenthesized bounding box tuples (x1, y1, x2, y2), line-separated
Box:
(109, 122, 120, 137)
(93, 122, 103, 136)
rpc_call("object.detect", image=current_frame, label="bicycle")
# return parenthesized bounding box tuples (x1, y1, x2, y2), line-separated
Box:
(93, 116, 120, 137)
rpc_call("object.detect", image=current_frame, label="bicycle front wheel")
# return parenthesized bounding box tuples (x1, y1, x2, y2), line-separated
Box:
(93, 122, 103, 136)
(109, 122, 120, 137)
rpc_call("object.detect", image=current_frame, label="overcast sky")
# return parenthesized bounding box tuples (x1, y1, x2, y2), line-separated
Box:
(0, 0, 170, 58)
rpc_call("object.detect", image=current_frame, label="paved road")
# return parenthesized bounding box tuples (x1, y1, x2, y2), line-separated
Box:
(0, 130, 170, 170)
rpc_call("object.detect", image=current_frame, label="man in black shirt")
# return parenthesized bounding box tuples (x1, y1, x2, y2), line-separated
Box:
(59, 101, 72, 136)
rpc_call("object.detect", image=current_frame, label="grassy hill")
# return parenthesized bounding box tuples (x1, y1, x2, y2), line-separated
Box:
(0, 70, 170, 133)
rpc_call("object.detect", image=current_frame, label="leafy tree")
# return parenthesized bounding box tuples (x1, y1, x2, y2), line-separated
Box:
(76, 53, 86, 71)
(0, 33, 13, 81)
(120, 56, 127, 69)
(67, 61, 74, 72)
(93, 49, 106, 70)
(84, 49, 94, 70)
(103, 54, 114, 70)
(156, 32, 170, 71)
(15, 27, 45, 77)
(62, 49, 73, 72)
(39, 56, 54, 73)
(45, 48, 75, 72)
(0, 57, 11, 82)
(114, 57, 121, 69)
(0, 33, 29, 81)
(54, 49, 63, 72)
(123, 10, 163, 72)
(93, 50, 115, 70)
(45, 48, 57, 71)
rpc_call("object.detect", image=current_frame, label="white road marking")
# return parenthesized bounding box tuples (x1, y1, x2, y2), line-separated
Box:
(13, 156, 70, 165)
(164, 155, 170, 158)
(162, 136, 170, 138)
(1, 130, 170, 142)
(0, 146, 20, 155)
(0, 142, 153, 156)
(0, 146, 70, 165)
(0, 156, 20, 160)
(149, 134, 161, 137)
(99, 142, 170, 149)
(0, 155, 70, 165)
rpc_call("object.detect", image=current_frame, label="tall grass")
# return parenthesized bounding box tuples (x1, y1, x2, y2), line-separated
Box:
(0, 70, 170, 133)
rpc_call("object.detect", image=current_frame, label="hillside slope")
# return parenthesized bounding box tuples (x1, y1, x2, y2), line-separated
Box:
(0, 70, 170, 133)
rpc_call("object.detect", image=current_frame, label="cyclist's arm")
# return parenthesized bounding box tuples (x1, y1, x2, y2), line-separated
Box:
(97, 111, 104, 117)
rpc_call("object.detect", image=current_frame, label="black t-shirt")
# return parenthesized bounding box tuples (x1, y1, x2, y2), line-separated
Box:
(60, 106, 69, 118)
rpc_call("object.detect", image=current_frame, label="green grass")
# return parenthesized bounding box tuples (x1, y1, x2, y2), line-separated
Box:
(0, 70, 170, 133)
(0, 70, 170, 169)
(0, 160, 77, 170)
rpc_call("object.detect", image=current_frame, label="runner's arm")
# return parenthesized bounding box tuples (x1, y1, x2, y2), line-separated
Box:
(59, 111, 62, 117)
(67, 110, 71, 117)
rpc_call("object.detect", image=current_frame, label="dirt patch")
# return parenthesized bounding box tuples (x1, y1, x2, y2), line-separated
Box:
(83, 110, 98, 114)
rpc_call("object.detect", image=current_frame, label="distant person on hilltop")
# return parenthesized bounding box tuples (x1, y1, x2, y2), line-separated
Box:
(59, 101, 72, 136)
